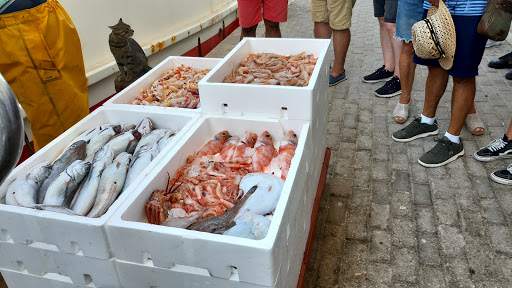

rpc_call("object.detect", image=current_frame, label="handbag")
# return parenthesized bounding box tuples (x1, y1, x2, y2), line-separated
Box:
(477, 0, 512, 41)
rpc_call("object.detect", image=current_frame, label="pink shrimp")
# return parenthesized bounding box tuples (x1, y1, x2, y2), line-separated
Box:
(252, 131, 278, 172)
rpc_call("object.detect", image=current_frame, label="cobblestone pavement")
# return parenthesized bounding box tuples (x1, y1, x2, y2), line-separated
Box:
(207, 0, 512, 287)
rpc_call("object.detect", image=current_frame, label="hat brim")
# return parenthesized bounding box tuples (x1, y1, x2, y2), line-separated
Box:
(439, 54, 454, 70)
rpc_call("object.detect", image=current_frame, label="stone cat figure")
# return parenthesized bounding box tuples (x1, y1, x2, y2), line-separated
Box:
(109, 18, 151, 92)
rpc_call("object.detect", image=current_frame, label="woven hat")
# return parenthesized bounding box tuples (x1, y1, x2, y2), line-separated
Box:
(412, 1, 456, 70)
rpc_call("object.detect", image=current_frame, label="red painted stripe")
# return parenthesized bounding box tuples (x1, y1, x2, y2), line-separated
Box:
(16, 17, 240, 165)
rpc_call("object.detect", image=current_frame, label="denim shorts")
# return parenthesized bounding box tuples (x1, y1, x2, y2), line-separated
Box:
(394, 0, 424, 43)
(413, 10, 487, 78)
(373, 0, 398, 23)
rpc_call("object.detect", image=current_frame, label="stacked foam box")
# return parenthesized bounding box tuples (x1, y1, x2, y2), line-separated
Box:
(106, 38, 331, 287)
(0, 106, 200, 288)
(104, 56, 221, 112)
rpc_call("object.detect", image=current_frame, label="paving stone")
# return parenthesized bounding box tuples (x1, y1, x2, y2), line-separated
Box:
(392, 248, 418, 283)
(369, 203, 390, 230)
(464, 236, 500, 282)
(353, 168, 370, 189)
(438, 225, 467, 257)
(339, 242, 369, 287)
(459, 208, 486, 238)
(341, 127, 357, 143)
(391, 192, 414, 218)
(444, 258, 474, 288)
(433, 199, 459, 227)
(429, 177, 453, 199)
(315, 254, 341, 287)
(371, 180, 389, 204)
(417, 233, 442, 266)
(326, 176, 353, 198)
(327, 196, 348, 225)
(391, 217, 416, 248)
(372, 144, 389, 161)
(488, 225, 512, 255)
(480, 199, 507, 225)
(372, 160, 390, 180)
(391, 170, 411, 192)
(417, 266, 447, 288)
(354, 151, 371, 169)
(370, 230, 391, 262)
(367, 262, 392, 288)
(412, 183, 432, 206)
(416, 207, 437, 233)
(411, 162, 429, 184)
(495, 255, 512, 283)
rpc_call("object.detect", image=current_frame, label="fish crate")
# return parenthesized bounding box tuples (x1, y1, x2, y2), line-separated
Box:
(0, 106, 200, 259)
(0, 268, 94, 288)
(0, 240, 119, 287)
(103, 56, 222, 112)
(106, 115, 325, 287)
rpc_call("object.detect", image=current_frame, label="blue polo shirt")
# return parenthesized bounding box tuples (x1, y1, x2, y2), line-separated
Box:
(423, 0, 488, 16)
(1, 0, 46, 15)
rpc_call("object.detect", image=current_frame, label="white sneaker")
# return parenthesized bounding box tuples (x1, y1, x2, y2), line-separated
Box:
(486, 40, 503, 48)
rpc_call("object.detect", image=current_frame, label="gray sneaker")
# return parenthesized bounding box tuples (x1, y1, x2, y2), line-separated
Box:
(392, 116, 439, 142)
(418, 136, 464, 168)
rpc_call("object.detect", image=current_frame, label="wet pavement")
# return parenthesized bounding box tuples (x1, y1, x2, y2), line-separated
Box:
(207, 0, 512, 286)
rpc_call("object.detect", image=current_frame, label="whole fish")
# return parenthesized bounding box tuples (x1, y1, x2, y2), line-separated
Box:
(5, 162, 52, 207)
(196, 130, 231, 158)
(220, 136, 240, 160)
(236, 173, 284, 218)
(161, 209, 207, 228)
(84, 125, 121, 162)
(34, 204, 81, 216)
(133, 129, 168, 156)
(224, 211, 271, 240)
(135, 117, 154, 136)
(87, 152, 131, 218)
(71, 146, 115, 215)
(38, 140, 87, 203)
(124, 143, 159, 190)
(232, 131, 258, 160)
(186, 185, 257, 233)
(43, 160, 91, 207)
(105, 130, 138, 157)
(157, 130, 176, 152)
(272, 130, 298, 180)
(252, 131, 277, 172)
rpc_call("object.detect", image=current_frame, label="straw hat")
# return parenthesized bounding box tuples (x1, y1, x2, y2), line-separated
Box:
(412, 1, 456, 70)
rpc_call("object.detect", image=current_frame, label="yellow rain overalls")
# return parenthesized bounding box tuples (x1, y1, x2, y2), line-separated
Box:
(0, 0, 88, 151)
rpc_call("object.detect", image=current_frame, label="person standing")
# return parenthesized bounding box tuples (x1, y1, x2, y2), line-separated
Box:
(0, 0, 89, 151)
(392, 0, 488, 167)
(363, 0, 402, 97)
(238, 0, 288, 39)
(311, 0, 357, 86)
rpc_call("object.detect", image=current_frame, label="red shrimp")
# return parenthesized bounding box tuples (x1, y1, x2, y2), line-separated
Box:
(196, 131, 230, 158)
(252, 131, 278, 172)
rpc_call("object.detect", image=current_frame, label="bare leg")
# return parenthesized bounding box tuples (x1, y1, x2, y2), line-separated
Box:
(383, 22, 402, 77)
(240, 25, 258, 40)
(378, 17, 394, 72)
(447, 77, 476, 136)
(422, 66, 449, 118)
(506, 119, 512, 139)
(331, 29, 351, 77)
(314, 22, 332, 38)
(264, 19, 281, 38)
(394, 42, 416, 123)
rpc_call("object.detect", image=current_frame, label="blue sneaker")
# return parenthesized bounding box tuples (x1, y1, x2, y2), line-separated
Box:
(329, 71, 347, 87)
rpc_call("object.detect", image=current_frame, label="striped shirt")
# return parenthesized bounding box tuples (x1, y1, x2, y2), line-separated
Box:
(423, 0, 488, 16)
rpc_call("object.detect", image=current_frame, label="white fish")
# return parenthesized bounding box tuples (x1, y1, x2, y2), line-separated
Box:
(133, 129, 168, 156)
(105, 130, 138, 157)
(236, 173, 284, 219)
(224, 211, 271, 240)
(157, 130, 176, 152)
(5, 162, 52, 207)
(84, 125, 121, 162)
(72, 146, 115, 215)
(43, 160, 91, 207)
(124, 143, 159, 190)
(87, 152, 131, 218)
(135, 117, 154, 136)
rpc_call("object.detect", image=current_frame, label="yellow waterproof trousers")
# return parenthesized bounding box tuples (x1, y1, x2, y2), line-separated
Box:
(0, 0, 88, 151)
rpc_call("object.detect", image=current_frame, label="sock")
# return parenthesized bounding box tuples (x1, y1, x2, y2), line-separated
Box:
(445, 132, 460, 144)
(503, 134, 509, 142)
(420, 114, 435, 125)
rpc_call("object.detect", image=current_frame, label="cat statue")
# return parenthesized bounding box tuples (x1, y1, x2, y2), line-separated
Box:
(108, 18, 151, 92)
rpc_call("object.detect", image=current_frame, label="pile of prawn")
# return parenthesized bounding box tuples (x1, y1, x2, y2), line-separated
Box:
(130, 65, 210, 108)
(145, 129, 298, 227)
(223, 52, 318, 87)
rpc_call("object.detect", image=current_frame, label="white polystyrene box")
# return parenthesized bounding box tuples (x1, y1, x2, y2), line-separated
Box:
(106, 115, 320, 287)
(0, 106, 199, 259)
(1, 268, 93, 288)
(198, 38, 331, 121)
(104, 56, 222, 112)
(0, 240, 119, 287)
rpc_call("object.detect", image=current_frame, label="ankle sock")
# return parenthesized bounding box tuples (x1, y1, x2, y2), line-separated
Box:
(445, 132, 460, 144)
(420, 114, 435, 125)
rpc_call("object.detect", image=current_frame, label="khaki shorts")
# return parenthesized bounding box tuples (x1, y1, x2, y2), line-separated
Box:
(311, 0, 357, 30)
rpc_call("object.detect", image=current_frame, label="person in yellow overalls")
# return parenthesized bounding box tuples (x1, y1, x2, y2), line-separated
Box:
(0, 0, 89, 151)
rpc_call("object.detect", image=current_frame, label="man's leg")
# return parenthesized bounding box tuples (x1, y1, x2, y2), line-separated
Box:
(331, 28, 350, 78)
(263, 19, 281, 38)
(447, 77, 476, 136)
(397, 42, 415, 104)
(383, 22, 401, 77)
(314, 22, 332, 39)
(240, 25, 258, 40)
(422, 66, 449, 118)
(378, 17, 394, 72)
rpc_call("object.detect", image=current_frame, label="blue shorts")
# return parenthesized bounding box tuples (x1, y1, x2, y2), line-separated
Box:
(413, 10, 487, 78)
(394, 0, 424, 43)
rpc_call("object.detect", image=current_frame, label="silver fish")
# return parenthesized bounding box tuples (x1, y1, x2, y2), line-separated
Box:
(87, 152, 131, 218)
(105, 131, 137, 158)
(5, 162, 52, 207)
(38, 140, 87, 203)
(124, 143, 159, 190)
(121, 124, 136, 132)
(43, 160, 91, 207)
(84, 125, 121, 162)
(157, 130, 176, 152)
(34, 204, 81, 216)
(135, 117, 154, 137)
(133, 129, 168, 156)
(72, 146, 115, 215)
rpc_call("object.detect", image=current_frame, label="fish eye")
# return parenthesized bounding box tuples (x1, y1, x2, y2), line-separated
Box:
(221, 132, 226, 136)
(253, 138, 257, 141)
(293, 133, 297, 137)
(266, 134, 270, 138)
